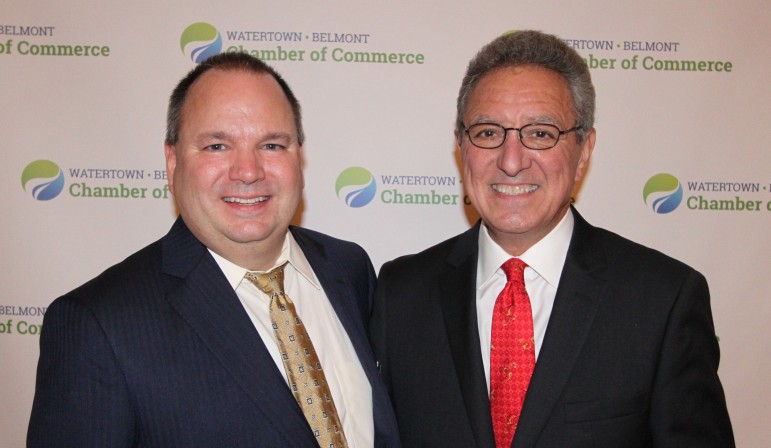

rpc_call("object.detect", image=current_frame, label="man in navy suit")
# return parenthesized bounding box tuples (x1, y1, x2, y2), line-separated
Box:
(371, 31, 734, 447)
(28, 52, 399, 447)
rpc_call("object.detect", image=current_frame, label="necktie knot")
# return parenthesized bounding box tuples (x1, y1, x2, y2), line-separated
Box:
(501, 258, 527, 285)
(245, 262, 288, 297)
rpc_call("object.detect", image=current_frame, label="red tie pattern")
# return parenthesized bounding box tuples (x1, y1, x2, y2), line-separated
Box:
(490, 258, 535, 447)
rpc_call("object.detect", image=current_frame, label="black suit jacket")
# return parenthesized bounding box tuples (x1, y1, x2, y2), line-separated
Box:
(371, 208, 734, 448)
(28, 218, 400, 447)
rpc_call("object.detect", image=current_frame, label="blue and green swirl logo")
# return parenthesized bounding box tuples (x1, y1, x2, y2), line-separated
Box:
(180, 22, 222, 63)
(335, 167, 376, 208)
(22, 160, 65, 201)
(643, 173, 683, 214)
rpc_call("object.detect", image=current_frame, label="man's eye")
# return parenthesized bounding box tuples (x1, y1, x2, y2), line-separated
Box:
(533, 130, 549, 138)
(263, 143, 285, 151)
(473, 127, 502, 140)
(206, 144, 226, 151)
(526, 127, 557, 140)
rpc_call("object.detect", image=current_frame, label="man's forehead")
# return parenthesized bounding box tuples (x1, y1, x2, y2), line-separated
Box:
(188, 69, 275, 96)
(464, 67, 573, 118)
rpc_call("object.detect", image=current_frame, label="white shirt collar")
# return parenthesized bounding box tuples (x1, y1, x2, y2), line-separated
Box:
(209, 231, 322, 291)
(477, 208, 575, 288)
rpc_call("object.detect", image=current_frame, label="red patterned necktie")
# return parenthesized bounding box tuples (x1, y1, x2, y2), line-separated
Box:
(490, 258, 535, 447)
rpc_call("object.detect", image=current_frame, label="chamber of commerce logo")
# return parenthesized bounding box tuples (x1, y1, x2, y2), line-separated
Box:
(335, 167, 377, 208)
(180, 22, 222, 63)
(21, 159, 65, 201)
(643, 173, 683, 214)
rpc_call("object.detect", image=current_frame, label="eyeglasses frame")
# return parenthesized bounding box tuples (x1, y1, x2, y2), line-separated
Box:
(461, 122, 582, 150)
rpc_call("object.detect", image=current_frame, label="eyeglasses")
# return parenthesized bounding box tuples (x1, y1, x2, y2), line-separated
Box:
(462, 122, 582, 150)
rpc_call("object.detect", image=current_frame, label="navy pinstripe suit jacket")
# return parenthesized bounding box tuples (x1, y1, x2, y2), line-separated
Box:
(29, 218, 400, 447)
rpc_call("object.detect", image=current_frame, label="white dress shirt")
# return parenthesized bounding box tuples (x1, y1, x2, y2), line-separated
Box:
(476, 209, 574, 392)
(210, 232, 374, 447)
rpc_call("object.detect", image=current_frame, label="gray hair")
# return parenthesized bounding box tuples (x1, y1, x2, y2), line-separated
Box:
(456, 30, 595, 143)
(165, 51, 304, 146)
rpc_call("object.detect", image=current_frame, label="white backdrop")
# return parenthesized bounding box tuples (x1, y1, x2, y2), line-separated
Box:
(3, 1, 770, 446)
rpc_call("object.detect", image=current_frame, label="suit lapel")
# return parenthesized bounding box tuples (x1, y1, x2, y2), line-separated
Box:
(513, 210, 608, 447)
(440, 223, 497, 448)
(291, 227, 400, 447)
(160, 219, 314, 447)
(290, 228, 367, 357)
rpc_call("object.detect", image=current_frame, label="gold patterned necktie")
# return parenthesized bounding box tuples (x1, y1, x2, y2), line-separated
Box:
(245, 263, 349, 448)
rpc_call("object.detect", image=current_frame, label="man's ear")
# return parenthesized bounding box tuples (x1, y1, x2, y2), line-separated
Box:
(575, 127, 595, 182)
(164, 143, 176, 194)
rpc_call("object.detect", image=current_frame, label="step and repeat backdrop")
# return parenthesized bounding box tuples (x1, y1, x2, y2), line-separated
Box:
(3, 1, 769, 446)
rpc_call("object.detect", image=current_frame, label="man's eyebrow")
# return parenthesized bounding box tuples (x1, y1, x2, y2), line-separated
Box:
(528, 116, 559, 125)
(195, 131, 232, 141)
(467, 116, 497, 124)
(467, 115, 560, 126)
(262, 131, 292, 141)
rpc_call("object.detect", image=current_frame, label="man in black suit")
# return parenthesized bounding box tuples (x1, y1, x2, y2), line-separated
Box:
(371, 30, 734, 447)
(28, 52, 399, 447)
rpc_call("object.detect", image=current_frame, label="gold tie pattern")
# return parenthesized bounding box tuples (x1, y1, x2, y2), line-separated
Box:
(245, 263, 348, 448)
